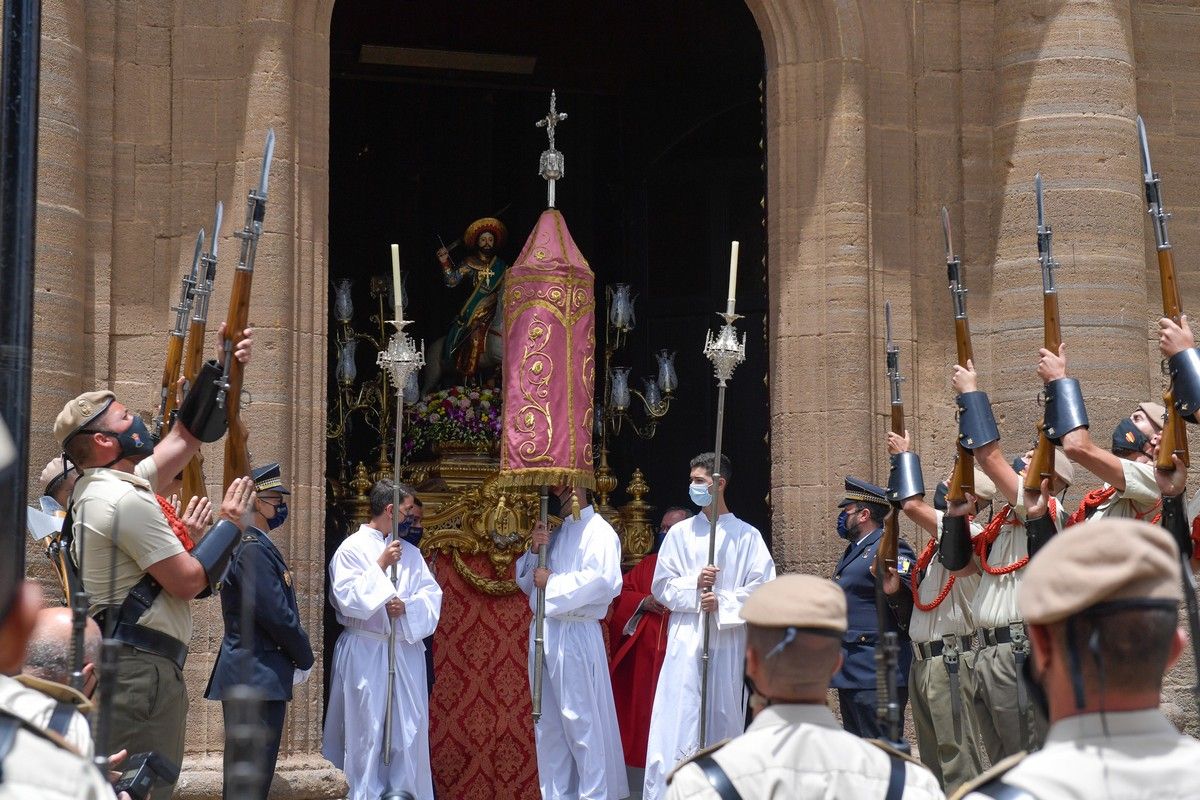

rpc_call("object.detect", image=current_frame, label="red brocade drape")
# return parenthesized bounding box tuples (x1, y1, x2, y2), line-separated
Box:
(428, 554, 538, 799)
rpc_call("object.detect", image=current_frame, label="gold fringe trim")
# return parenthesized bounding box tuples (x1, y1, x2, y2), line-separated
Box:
(494, 467, 596, 492)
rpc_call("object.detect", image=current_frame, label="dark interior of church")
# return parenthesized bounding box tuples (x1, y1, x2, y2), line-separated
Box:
(325, 0, 767, 690)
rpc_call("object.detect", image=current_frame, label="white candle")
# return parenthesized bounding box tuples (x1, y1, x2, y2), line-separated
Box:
(727, 240, 740, 308)
(390, 244, 403, 322)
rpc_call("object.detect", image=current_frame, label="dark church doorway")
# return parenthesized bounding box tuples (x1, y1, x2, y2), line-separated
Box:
(323, 0, 768, 774)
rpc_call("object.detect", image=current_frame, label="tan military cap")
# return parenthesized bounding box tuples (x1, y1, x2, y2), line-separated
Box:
(38, 455, 75, 495)
(740, 574, 847, 633)
(1019, 519, 1181, 625)
(54, 390, 115, 447)
(1138, 401, 1167, 430)
(971, 467, 997, 501)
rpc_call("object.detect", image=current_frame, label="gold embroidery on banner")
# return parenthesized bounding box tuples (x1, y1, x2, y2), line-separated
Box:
(516, 313, 555, 464)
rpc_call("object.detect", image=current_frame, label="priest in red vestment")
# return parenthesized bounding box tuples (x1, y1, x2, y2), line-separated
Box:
(608, 507, 690, 768)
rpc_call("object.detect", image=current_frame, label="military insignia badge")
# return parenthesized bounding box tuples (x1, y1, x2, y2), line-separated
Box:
(1125, 430, 1136, 444)
(284, 570, 292, 587)
(898, 556, 913, 576)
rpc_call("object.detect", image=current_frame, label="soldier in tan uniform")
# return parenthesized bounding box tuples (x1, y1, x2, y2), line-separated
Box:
(954, 518, 1200, 800)
(947, 361, 1076, 762)
(54, 326, 256, 800)
(0, 540, 120, 798)
(1037, 345, 1163, 523)
(14, 606, 103, 757)
(886, 430, 986, 792)
(666, 574, 944, 800)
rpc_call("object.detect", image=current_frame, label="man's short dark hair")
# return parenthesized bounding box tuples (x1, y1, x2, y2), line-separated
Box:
(369, 479, 415, 519)
(690, 452, 732, 482)
(413, 497, 424, 508)
(660, 505, 689, 522)
(1061, 606, 1177, 695)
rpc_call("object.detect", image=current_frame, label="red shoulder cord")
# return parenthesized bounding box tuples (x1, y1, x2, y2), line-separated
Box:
(156, 494, 196, 552)
(911, 536, 955, 612)
(1067, 485, 1161, 527)
(975, 498, 1058, 576)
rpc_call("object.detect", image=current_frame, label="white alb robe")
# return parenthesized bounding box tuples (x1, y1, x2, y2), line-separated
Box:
(322, 524, 443, 800)
(515, 505, 629, 800)
(643, 511, 775, 800)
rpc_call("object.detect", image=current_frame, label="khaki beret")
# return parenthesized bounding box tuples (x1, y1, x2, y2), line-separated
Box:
(971, 467, 996, 501)
(54, 391, 115, 447)
(740, 574, 847, 634)
(1138, 401, 1167, 430)
(1019, 519, 1181, 625)
(38, 455, 75, 495)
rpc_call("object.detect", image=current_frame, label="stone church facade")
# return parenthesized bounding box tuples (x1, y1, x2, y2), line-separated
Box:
(23, 1, 1200, 796)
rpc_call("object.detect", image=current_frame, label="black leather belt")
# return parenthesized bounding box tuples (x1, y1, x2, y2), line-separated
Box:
(913, 634, 972, 661)
(94, 611, 188, 671)
(977, 625, 1015, 647)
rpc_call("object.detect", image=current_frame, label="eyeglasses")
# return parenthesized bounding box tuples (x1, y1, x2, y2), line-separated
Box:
(257, 496, 285, 508)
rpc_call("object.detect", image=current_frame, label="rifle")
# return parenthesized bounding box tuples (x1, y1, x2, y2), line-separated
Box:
(1138, 116, 1189, 471)
(220, 130, 275, 489)
(180, 202, 223, 504)
(1025, 174, 1063, 491)
(875, 301, 907, 751)
(879, 301, 903, 572)
(942, 207, 975, 502)
(154, 229, 204, 441)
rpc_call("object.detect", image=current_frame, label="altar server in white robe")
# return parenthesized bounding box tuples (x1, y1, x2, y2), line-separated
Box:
(643, 452, 775, 800)
(323, 480, 443, 800)
(516, 485, 629, 800)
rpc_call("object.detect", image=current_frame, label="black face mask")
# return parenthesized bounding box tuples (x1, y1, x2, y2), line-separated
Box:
(1021, 653, 1050, 720)
(404, 525, 424, 547)
(1111, 418, 1151, 456)
(92, 416, 156, 467)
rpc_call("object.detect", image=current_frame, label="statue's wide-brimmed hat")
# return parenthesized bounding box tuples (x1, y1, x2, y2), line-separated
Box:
(464, 217, 508, 250)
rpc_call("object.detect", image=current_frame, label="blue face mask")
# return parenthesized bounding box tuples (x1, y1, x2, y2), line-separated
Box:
(266, 502, 288, 531)
(689, 483, 712, 509)
(94, 416, 156, 467)
(836, 508, 853, 540)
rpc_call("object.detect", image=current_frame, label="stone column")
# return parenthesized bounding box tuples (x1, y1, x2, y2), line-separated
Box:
(987, 1, 1145, 437)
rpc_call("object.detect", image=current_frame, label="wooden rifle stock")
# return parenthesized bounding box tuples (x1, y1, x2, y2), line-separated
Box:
(180, 306, 210, 503)
(1026, 290, 1064, 491)
(947, 318, 975, 503)
(158, 336, 185, 430)
(1158, 246, 1190, 470)
(221, 269, 252, 489)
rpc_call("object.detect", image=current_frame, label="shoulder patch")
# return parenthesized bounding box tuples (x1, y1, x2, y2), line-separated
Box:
(948, 752, 1027, 800)
(666, 739, 730, 784)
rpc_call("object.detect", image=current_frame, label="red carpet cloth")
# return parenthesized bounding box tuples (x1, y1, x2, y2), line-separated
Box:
(606, 554, 669, 768)
(428, 553, 538, 799)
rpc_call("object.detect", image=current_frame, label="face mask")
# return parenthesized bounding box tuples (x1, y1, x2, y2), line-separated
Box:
(933, 482, 950, 512)
(836, 509, 855, 540)
(266, 502, 288, 531)
(94, 416, 156, 466)
(404, 525, 424, 547)
(1111, 418, 1151, 456)
(689, 483, 713, 508)
(394, 507, 414, 534)
(547, 489, 574, 519)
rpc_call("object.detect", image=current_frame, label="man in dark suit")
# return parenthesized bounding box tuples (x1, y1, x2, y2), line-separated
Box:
(831, 477, 916, 739)
(205, 462, 314, 799)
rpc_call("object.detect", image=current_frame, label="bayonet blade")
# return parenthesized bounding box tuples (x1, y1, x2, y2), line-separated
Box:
(941, 206, 955, 264)
(1035, 173, 1045, 230)
(189, 228, 204, 279)
(885, 301, 894, 351)
(209, 202, 223, 263)
(1137, 115, 1154, 183)
(258, 129, 276, 197)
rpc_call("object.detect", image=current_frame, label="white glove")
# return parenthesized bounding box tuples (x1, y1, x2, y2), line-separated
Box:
(293, 668, 311, 686)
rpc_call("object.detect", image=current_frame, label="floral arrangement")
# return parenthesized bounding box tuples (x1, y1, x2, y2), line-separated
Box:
(404, 386, 502, 456)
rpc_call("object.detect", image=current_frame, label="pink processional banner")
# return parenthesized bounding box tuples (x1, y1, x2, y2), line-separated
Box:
(497, 208, 596, 491)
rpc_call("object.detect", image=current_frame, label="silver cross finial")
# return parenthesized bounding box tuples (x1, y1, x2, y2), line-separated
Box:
(536, 90, 567, 207)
